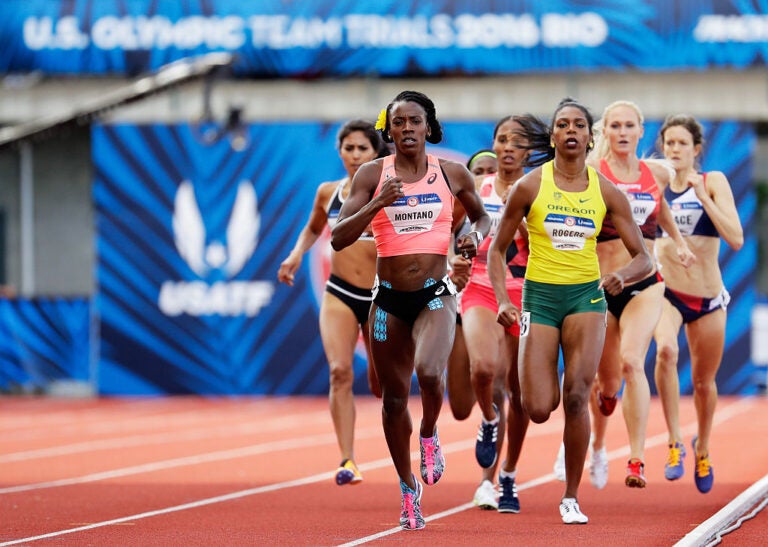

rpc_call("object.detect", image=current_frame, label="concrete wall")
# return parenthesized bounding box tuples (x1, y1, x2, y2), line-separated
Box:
(0, 129, 92, 296)
(0, 149, 19, 287)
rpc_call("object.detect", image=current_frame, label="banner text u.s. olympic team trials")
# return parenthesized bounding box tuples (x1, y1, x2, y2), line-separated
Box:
(2, 1, 768, 76)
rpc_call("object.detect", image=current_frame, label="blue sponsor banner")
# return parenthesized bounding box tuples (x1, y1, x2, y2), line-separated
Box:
(91, 119, 491, 395)
(91, 117, 756, 395)
(2, 1, 768, 76)
(0, 297, 91, 392)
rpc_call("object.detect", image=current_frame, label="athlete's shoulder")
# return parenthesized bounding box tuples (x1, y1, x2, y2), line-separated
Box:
(643, 158, 674, 186)
(438, 157, 468, 174)
(439, 158, 474, 189)
(316, 180, 341, 202)
(512, 167, 543, 203)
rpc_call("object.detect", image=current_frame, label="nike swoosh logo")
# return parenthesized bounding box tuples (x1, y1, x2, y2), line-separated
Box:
(579, 198, 591, 203)
(590, 297, 604, 304)
(435, 286, 446, 296)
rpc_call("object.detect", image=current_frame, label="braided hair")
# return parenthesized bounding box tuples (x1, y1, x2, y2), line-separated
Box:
(379, 90, 443, 145)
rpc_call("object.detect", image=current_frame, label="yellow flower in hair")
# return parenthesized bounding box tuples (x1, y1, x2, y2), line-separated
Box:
(375, 108, 387, 131)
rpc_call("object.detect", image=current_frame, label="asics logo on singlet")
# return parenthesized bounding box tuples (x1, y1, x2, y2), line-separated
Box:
(547, 204, 596, 215)
(427, 172, 437, 184)
(434, 286, 446, 296)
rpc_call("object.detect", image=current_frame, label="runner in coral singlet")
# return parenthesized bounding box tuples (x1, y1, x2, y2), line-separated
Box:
(331, 91, 490, 531)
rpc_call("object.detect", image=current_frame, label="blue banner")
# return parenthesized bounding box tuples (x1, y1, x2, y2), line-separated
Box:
(0, 297, 91, 392)
(91, 119, 492, 395)
(90, 117, 758, 395)
(2, 1, 768, 76)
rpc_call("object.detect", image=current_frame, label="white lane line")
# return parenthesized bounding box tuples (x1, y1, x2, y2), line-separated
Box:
(336, 397, 759, 546)
(0, 397, 297, 440)
(0, 398, 755, 546)
(0, 425, 382, 494)
(0, 420, 564, 545)
(0, 410, 332, 463)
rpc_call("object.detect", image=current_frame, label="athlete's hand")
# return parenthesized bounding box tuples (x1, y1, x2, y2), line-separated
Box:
(448, 255, 472, 292)
(676, 242, 696, 268)
(496, 301, 520, 329)
(456, 231, 481, 259)
(377, 175, 405, 207)
(277, 255, 301, 286)
(598, 272, 625, 296)
(687, 172, 707, 200)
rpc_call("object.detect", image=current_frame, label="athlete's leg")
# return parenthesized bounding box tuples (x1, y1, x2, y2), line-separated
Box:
(560, 312, 606, 500)
(462, 303, 509, 480)
(685, 309, 726, 457)
(412, 296, 457, 439)
(501, 333, 529, 474)
(361, 321, 382, 398)
(464, 305, 507, 422)
(518, 322, 561, 423)
(320, 292, 365, 463)
(447, 320, 475, 420)
(592, 313, 620, 453)
(369, 303, 418, 488)
(653, 300, 685, 445)
(618, 283, 664, 462)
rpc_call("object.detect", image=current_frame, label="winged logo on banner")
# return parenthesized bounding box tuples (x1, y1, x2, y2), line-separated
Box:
(172, 180, 260, 278)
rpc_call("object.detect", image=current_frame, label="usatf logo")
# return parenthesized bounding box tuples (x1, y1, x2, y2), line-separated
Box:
(158, 180, 275, 317)
(407, 196, 419, 207)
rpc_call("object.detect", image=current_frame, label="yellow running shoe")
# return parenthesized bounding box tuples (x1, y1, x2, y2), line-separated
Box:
(335, 459, 363, 486)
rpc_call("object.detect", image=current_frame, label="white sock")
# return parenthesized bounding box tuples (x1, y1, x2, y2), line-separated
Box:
(499, 468, 517, 480)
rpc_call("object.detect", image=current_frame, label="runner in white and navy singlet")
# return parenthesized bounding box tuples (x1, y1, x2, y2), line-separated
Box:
(652, 115, 744, 494)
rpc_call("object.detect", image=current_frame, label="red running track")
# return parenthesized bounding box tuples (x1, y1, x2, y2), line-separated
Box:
(1, 395, 767, 546)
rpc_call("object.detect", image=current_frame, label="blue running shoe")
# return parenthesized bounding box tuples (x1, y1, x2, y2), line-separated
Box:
(420, 429, 445, 485)
(498, 475, 520, 514)
(692, 437, 714, 494)
(664, 442, 686, 481)
(399, 475, 425, 530)
(475, 403, 499, 468)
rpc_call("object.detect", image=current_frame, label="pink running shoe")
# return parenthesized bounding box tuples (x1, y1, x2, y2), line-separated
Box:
(420, 429, 445, 485)
(399, 475, 425, 530)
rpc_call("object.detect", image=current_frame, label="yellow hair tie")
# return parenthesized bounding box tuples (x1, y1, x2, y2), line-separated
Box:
(375, 108, 387, 131)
